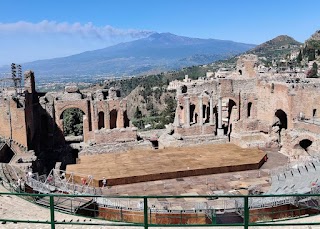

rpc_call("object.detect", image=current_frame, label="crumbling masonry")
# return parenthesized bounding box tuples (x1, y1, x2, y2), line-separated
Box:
(0, 71, 136, 172)
(173, 55, 320, 160)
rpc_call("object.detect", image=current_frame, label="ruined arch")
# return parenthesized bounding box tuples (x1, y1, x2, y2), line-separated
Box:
(299, 139, 313, 152)
(228, 99, 237, 120)
(110, 109, 118, 129)
(190, 104, 196, 123)
(274, 109, 287, 129)
(98, 111, 105, 129)
(226, 99, 237, 135)
(291, 135, 316, 152)
(202, 104, 210, 123)
(293, 138, 313, 155)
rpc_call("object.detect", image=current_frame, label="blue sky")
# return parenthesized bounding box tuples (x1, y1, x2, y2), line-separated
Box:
(0, 0, 319, 66)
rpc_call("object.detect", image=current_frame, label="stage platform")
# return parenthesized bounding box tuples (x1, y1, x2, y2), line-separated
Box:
(66, 144, 267, 186)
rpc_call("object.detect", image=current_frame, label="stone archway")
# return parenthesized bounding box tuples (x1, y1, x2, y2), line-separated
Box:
(274, 109, 287, 129)
(273, 109, 288, 143)
(60, 108, 85, 137)
(98, 111, 105, 129)
(292, 139, 313, 157)
(190, 104, 196, 124)
(291, 134, 316, 156)
(299, 139, 313, 152)
(110, 109, 118, 129)
(226, 99, 237, 136)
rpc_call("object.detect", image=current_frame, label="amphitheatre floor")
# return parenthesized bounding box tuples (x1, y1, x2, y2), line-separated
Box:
(3, 150, 318, 228)
(66, 144, 266, 186)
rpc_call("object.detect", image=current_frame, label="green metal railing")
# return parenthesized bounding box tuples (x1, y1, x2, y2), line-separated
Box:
(1, 192, 320, 228)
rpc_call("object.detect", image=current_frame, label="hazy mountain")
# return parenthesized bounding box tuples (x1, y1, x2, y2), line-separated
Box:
(0, 33, 255, 81)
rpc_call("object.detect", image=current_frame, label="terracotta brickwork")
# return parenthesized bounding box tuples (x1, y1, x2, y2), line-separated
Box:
(173, 55, 320, 158)
(0, 71, 135, 167)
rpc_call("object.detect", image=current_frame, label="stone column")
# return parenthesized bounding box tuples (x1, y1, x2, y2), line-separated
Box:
(217, 97, 224, 136)
(184, 97, 190, 126)
(209, 97, 214, 125)
(118, 109, 124, 128)
(198, 96, 203, 125)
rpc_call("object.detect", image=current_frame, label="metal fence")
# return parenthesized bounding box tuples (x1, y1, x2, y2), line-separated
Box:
(2, 192, 320, 228)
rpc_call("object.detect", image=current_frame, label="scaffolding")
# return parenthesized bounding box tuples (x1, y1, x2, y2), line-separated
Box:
(0, 63, 23, 95)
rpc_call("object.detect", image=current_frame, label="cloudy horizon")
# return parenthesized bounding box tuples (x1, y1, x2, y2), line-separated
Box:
(0, 20, 154, 67)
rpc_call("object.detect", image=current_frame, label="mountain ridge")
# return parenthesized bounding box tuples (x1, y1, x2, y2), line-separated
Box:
(0, 32, 256, 81)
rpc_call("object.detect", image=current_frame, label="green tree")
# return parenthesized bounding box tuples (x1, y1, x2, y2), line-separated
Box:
(296, 50, 302, 63)
(161, 96, 177, 124)
(63, 108, 84, 136)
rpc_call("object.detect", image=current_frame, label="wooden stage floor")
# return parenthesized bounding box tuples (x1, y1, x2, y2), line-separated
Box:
(66, 144, 266, 186)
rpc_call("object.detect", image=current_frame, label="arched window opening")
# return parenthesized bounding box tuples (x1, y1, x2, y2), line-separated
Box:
(299, 139, 313, 153)
(202, 105, 207, 119)
(190, 104, 196, 123)
(98, 111, 105, 129)
(110, 109, 118, 129)
(226, 99, 236, 135)
(205, 105, 210, 123)
(275, 109, 287, 129)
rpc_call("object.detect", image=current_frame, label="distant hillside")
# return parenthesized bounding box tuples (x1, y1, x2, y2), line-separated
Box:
(297, 30, 320, 78)
(0, 33, 255, 82)
(213, 35, 302, 67)
(251, 35, 301, 52)
(248, 35, 302, 62)
(305, 30, 320, 50)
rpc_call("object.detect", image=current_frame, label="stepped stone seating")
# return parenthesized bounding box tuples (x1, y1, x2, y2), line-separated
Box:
(239, 159, 320, 209)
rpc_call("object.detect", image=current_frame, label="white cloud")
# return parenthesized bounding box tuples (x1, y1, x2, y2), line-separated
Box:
(0, 20, 154, 39)
(0, 20, 155, 66)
